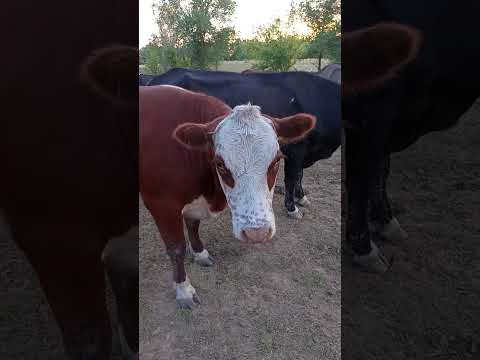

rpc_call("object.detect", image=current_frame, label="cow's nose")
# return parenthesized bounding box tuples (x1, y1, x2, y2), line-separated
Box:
(241, 227, 273, 243)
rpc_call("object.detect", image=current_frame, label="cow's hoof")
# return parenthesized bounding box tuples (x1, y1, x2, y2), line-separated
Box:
(174, 279, 200, 309)
(353, 242, 391, 273)
(287, 206, 303, 219)
(193, 249, 215, 267)
(176, 294, 201, 309)
(380, 217, 407, 242)
(295, 195, 311, 208)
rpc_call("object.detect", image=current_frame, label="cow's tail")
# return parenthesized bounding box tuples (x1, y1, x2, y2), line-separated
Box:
(80, 45, 139, 107)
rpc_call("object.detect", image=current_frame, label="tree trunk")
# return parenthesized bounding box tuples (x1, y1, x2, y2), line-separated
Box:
(318, 52, 322, 72)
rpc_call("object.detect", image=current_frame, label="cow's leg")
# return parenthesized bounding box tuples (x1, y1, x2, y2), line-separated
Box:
(9, 217, 112, 359)
(368, 155, 408, 242)
(102, 226, 139, 359)
(294, 169, 311, 208)
(144, 200, 200, 309)
(184, 217, 215, 266)
(345, 128, 390, 273)
(166, 238, 200, 309)
(282, 143, 306, 219)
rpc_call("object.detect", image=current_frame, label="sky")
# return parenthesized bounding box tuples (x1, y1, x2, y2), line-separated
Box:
(139, 0, 310, 48)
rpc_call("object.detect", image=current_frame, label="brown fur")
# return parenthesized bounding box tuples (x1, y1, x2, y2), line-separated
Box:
(214, 156, 235, 188)
(264, 113, 317, 144)
(140, 86, 231, 267)
(140, 85, 317, 289)
(267, 153, 284, 190)
(173, 114, 227, 151)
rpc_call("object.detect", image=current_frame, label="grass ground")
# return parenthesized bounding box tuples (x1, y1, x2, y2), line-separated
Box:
(342, 99, 480, 359)
(140, 149, 341, 360)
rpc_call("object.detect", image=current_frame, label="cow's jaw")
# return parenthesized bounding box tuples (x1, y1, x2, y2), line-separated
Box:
(212, 104, 279, 243)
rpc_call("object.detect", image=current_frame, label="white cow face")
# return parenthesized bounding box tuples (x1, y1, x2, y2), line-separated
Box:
(174, 103, 316, 244)
(211, 104, 282, 243)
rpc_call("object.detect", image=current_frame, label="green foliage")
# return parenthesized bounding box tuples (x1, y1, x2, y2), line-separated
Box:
(151, 0, 237, 71)
(254, 18, 302, 72)
(291, 0, 341, 68)
(143, 44, 162, 74)
(229, 39, 260, 61)
(140, 42, 191, 74)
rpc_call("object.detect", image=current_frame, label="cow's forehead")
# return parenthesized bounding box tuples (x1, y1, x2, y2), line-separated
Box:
(213, 105, 278, 166)
(213, 104, 275, 139)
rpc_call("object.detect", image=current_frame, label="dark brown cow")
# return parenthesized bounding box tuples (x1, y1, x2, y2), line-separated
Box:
(140, 85, 316, 308)
(2, 43, 139, 359)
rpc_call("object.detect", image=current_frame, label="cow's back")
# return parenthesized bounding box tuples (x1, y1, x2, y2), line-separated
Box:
(343, 1, 480, 152)
(140, 85, 230, 207)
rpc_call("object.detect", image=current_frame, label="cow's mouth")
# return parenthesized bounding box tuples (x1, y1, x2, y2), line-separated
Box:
(239, 227, 273, 244)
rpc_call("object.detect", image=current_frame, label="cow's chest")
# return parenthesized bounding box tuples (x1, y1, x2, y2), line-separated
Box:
(181, 196, 225, 220)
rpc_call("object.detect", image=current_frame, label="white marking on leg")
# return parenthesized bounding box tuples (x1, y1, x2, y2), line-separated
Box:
(193, 249, 210, 262)
(296, 195, 311, 207)
(287, 206, 303, 219)
(173, 276, 197, 300)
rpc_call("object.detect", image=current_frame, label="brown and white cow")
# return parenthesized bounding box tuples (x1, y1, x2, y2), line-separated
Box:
(140, 85, 316, 308)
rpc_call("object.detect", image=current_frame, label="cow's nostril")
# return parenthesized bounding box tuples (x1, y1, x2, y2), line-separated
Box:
(243, 227, 272, 243)
(240, 230, 248, 243)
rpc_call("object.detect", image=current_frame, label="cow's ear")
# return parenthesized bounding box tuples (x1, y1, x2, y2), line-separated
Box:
(173, 123, 211, 151)
(270, 113, 316, 144)
(80, 45, 138, 106)
(343, 22, 422, 93)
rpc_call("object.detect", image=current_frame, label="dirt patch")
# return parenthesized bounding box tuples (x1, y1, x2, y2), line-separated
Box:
(0, 215, 129, 359)
(342, 99, 480, 359)
(140, 149, 341, 360)
(139, 58, 324, 74)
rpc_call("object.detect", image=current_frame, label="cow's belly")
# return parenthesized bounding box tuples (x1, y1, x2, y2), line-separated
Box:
(182, 196, 224, 220)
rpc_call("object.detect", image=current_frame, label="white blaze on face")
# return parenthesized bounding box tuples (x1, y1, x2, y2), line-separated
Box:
(212, 104, 279, 241)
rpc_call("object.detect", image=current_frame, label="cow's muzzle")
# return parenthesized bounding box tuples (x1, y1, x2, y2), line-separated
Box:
(240, 227, 273, 244)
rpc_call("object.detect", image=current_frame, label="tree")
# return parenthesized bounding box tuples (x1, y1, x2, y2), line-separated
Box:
(291, 0, 341, 70)
(153, 0, 236, 70)
(254, 18, 302, 72)
(229, 39, 260, 61)
(142, 44, 162, 74)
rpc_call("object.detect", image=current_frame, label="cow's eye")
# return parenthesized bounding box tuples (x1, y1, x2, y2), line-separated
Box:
(216, 160, 227, 173)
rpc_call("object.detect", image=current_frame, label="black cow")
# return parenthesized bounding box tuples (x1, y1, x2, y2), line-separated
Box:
(139, 73, 154, 86)
(149, 69, 341, 218)
(342, 2, 480, 272)
(319, 63, 341, 84)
